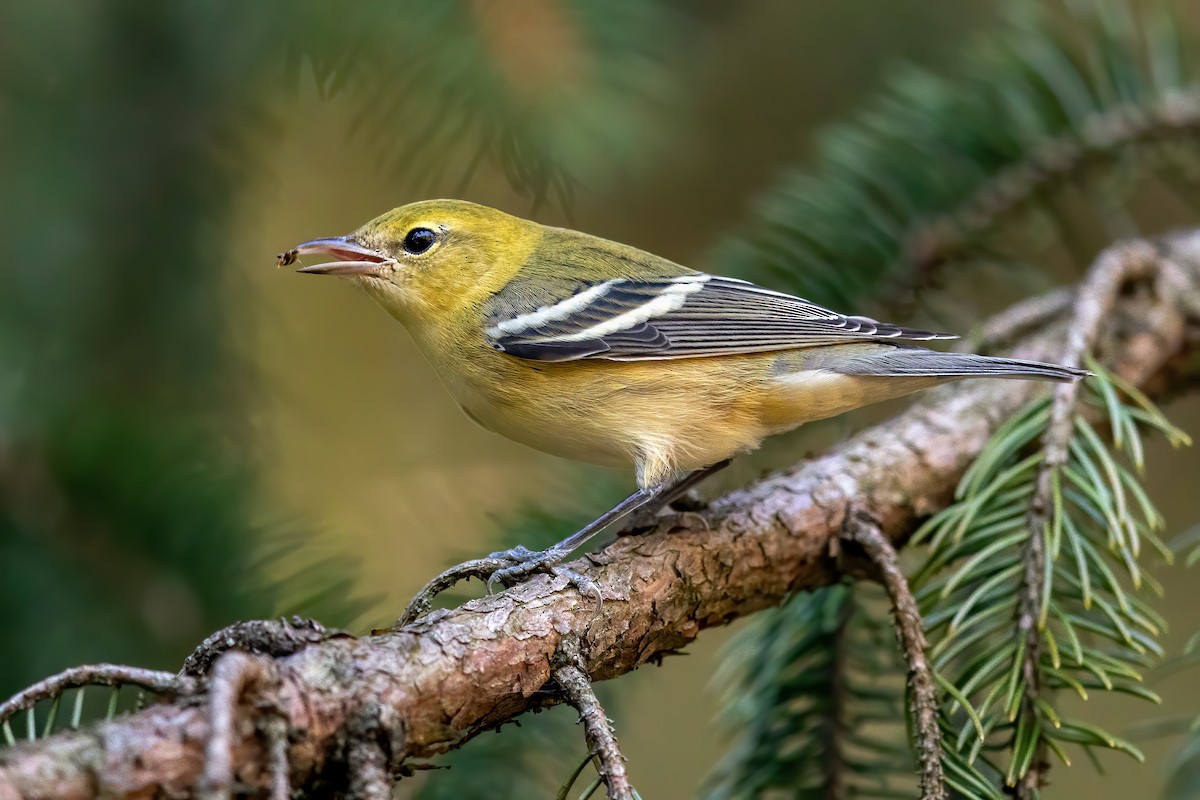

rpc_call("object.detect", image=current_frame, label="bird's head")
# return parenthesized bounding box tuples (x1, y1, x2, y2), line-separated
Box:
(280, 199, 542, 321)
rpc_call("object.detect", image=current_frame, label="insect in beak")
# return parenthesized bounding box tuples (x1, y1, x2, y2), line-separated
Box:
(278, 236, 394, 276)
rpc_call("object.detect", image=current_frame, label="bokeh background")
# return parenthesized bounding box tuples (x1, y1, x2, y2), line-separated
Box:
(3, 1, 1199, 798)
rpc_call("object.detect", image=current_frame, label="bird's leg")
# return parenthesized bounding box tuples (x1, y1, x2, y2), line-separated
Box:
(485, 459, 732, 592)
(623, 458, 730, 531)
(397, 461, 730, 625)
(483, 484, 665, 595)
(397, 489, 659, 625)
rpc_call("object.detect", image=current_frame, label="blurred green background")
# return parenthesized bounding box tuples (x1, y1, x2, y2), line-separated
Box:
(2, 1, 1199, 798)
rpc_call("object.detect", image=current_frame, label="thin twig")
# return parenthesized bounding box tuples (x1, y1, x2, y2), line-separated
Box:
(199, 652, 277, 800)
(554, 639, 633, 800)
(397, 556, 516, 626)
(0, 665, 197, 726)
(843, 512, 946, 800)
(976, 288, 1076, 351)
(1015, 240, 1163, 797)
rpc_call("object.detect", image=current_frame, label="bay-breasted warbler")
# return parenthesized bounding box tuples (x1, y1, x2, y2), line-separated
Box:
(281, 200, 1085, 593)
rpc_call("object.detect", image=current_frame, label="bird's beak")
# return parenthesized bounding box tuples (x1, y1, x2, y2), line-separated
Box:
(278, 236, 393, 276)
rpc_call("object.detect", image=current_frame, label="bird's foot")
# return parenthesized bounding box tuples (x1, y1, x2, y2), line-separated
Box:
(396, 546, 600, 627)
(484, 545, 602, 602)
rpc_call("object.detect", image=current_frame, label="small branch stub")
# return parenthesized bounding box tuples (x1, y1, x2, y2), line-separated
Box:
(199, 653, 279, 800)
(554, 639, 634, 800)
(346, 705, 394, 800)
(182, 616, 349, 677)
(263, 716, 291, 800)
(346, 738, 391, 800)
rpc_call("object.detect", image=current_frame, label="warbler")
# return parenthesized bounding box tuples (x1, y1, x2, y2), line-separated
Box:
(281, 199, 1085, 591)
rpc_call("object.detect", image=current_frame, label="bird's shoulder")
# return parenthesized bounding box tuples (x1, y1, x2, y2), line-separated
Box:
(530, 225, 696, 281)
(483, 227, 695, 321)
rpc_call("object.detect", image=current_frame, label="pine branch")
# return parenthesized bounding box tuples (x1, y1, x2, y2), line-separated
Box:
(2, 234, 1194, 800)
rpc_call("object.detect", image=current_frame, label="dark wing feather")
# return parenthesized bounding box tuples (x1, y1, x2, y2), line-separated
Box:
(484, 274, 955, 362)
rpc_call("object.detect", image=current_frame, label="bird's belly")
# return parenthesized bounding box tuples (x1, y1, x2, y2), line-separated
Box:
(444, 357, 769, 480)
(457, 393, 633, 468)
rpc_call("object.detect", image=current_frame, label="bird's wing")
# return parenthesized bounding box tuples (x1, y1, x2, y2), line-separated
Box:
(483, 273, 956, 362)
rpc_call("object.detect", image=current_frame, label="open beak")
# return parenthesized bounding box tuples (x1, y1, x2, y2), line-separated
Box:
(277, 236, 393, 277)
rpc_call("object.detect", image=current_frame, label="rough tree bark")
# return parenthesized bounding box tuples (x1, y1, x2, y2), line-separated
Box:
(1, 234, 1198, 800)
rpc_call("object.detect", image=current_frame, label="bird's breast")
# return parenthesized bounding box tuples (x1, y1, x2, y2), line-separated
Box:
(426, 344, 780, 483)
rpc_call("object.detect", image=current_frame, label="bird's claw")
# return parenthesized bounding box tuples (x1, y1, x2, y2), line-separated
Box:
(483, 546, 603, 605)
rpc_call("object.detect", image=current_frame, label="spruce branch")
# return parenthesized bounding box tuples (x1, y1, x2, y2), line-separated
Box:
(715, 1, 1200, 310)
(1013, 236, 1168, 797)
(911, 237, 1195, 797)
(1158, 530, 1200, 800)
(0, 233, 1197, 799)
(906, 87, 1200, 278)
(284, 0, 689, 205)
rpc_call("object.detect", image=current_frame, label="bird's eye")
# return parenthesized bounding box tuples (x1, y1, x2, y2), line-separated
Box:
(403, 227, 437, 255)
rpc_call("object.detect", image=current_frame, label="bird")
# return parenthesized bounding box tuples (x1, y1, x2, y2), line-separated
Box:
(280, 199, 1086, 595)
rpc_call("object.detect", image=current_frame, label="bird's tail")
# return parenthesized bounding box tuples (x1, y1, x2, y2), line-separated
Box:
(835, 347, 1089, 383)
